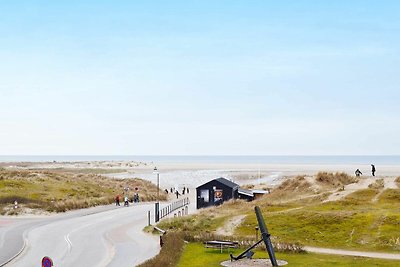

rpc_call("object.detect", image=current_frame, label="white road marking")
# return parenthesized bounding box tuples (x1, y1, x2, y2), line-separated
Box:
(64, 235, 72, 253)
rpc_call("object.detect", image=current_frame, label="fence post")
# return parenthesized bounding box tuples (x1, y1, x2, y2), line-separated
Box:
(155, 202, 160, 222)
(148, 210, 151, 226)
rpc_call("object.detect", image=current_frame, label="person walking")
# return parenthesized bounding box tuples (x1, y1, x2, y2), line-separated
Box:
(371, 164, 376, 177)
(355, 169, 362, 177)
(115, 195, 120, 206)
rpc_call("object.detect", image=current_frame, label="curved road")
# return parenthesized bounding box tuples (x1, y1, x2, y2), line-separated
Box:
(0, 203, 160, 267)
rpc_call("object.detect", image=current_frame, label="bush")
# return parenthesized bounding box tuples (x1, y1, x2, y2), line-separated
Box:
(277, 176, 311, 192)
(316, 172, 357, 187)
(137, 232, 184, 267)
(368, 179, 384, 189)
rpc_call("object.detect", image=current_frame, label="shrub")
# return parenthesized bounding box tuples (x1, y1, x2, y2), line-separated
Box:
(277, 176, 310, 192)
(137, 232, 184, 267)
(368, 179, 385, 189)
(316, 172, 357, 187)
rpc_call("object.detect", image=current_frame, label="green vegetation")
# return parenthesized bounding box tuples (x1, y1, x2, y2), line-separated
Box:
(158, 211, 228, 233)
(141, 173, 400, 266)
(177, 243, 400, 267)
(157, 174, 400, 254)
(138, 232, 184, 267)
(29, 168, 128, 174)
(0, 168, 166, 214)
(369, 178, 385, 189)
(236, 189, 400, 252)
(395, 177, 400, 187)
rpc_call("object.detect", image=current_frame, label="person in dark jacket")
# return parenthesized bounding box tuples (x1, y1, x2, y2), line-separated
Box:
(371, 164, 376, 176)
(355, 169, 362, 177)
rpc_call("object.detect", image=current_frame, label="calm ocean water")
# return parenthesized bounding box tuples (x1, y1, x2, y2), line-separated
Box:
(1, 155, 400, 165)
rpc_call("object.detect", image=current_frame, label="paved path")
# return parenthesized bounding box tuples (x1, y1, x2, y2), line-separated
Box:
(1, 203, 160, 267)
(305, 246, 400, 260)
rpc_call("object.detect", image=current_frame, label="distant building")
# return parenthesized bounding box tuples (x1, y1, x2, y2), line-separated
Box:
(196, 177, 239, 209)
(252, 189, 269, 200)
(238, 188, 254, 201)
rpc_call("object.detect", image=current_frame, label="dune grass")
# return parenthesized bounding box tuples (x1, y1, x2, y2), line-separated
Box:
(138, 232, 184, 267)
(369, 178, 385, 189)
(316, 172, 358, 187)
(0, 168, 165, 214)
(235, 188, 400, 252)
(139, 173, 400, 266)
(177, 243, 400, 267)
(157, 173, 400, 253)
(28, 168, 128, 174)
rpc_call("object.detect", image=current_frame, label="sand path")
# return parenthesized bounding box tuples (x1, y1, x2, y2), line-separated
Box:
(324, 176, 399, 202)
(305, 246, 400, 260)
(216, 215, 246, 236)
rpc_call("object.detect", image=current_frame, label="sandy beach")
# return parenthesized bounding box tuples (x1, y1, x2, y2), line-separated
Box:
(3, 160, 400, 190)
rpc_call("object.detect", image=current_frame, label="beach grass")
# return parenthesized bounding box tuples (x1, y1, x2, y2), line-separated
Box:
(177, 242, 400, 267)
(156, 173, 400, 253)
(138, 232, 184, 267)
(0, 168, 166, 214)
(235, 189, 400, 252)
(27, 168, 128, 174)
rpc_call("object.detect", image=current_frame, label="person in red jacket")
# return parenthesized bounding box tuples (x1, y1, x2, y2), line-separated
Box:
(115, 195, 120, 206)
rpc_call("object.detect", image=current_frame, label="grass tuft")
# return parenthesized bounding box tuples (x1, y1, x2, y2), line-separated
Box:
(368, 179, 385, 189)
(316, 172, 358, 188)
(0, 168, 165, 214)
(137, 232, 184, 267)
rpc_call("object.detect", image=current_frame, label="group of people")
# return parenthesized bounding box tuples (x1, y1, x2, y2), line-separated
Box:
(115, 193, 140, 207)
(355, 164, 376, 177)
(164, 187, 190, 199)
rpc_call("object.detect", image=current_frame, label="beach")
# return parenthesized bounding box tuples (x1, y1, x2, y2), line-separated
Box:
(2, 159, 400, 190)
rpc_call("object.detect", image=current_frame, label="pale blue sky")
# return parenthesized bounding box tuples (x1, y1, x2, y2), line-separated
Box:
(1, 1, 399, 155)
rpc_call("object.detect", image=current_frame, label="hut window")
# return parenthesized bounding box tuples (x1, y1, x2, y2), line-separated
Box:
(201, 190, 209, 203)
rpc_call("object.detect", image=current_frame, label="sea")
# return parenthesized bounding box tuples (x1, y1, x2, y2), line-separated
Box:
(1, 155, 400, 165)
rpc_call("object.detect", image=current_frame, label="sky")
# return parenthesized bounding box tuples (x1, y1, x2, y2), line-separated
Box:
(0, 0, 399, 155)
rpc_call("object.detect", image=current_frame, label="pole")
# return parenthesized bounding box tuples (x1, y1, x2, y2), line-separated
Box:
(255, 206, 278, 267)
(157, 172, 160, 202)
(157, 172, 159, 222)
(148, 210, 151, 226)
(155, 202, 159, 222)
(154, 167, 160, 223)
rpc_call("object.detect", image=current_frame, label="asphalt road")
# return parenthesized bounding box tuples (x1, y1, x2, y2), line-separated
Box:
(0, 203, 160, 267)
